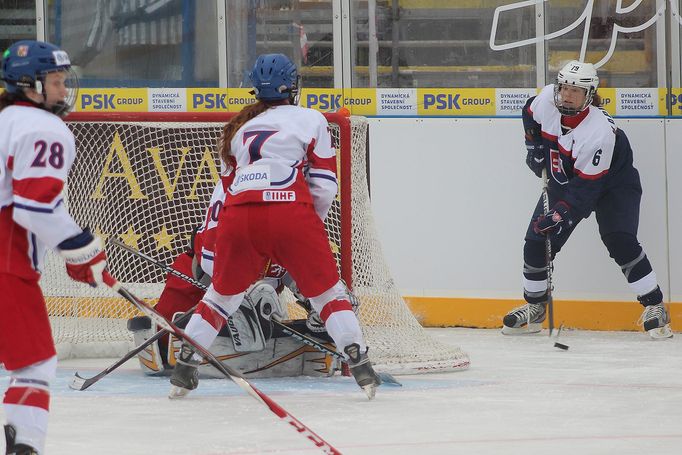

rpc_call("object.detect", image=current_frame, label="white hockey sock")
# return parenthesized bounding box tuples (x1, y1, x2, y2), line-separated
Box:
(324, 310, 366, 355)
(184, 314, 220, 362)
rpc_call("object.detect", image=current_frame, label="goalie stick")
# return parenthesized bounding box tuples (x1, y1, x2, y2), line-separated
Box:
(110, 238, 402, 386)
(102, 274, 341, 455)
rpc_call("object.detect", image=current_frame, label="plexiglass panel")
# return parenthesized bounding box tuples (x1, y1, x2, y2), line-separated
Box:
(224, 0, 334, 89)
(544, 0, 660, 87)
(350, 0, 537, 88)
(47, 0, 219, 87)
(0, 0, 36, 53)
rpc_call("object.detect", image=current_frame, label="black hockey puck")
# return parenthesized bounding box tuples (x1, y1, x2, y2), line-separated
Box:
(553, 342, 569, 351)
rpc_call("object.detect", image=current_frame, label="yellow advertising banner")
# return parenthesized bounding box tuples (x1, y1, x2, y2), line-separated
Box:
(226, 88, 258, 111)
(76, 88, 148, 112)
(299, 88, 343, 112)
(597, 88, 616, 116)
(417, 88, 495, 115)
(5, 86, 674, 116)
(666, 88, 682, 116)
(341, 89, 376, 116)
(186, 88, 230, 112)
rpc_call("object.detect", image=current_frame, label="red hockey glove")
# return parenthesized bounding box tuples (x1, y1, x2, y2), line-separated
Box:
(59, 230, 109, 287)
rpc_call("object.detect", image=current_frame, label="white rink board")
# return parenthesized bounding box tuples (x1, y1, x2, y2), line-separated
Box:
(368, 118, 672, 302)
(666, 119, 682, 302)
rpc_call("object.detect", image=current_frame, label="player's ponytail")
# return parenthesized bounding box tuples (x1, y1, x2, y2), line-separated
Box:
(0, 90, 18, 112)
(592, 93, 602, 107)
(220, 100, 272, 164)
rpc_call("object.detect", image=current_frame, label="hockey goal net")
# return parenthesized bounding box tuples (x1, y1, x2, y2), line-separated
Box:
(43, 112, 469, 374)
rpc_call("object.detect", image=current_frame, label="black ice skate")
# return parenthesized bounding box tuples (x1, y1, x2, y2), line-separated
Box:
(344, 343, 381, 400)
(168, 343, 200, 399)
(639, 303, 673, 339)
(502, 302, 546, 335)
(4, 424, 38, 455)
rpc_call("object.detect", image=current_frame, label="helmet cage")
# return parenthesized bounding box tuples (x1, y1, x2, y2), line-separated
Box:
(553, 60, 599, 116)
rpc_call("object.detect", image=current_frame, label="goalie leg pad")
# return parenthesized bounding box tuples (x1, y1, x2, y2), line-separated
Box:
(127, 316, 165, 375)
(225, 288, 272, 353)
(197, 335, 337, 378)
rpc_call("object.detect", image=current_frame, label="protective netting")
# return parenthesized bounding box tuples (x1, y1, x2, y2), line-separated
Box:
(42, 114, 468, 373)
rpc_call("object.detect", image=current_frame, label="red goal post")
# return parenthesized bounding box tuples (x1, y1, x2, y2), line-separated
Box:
(42, 111, 469, 374)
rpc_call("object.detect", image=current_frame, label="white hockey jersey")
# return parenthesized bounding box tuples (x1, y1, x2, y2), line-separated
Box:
(0, 103, 81, 279)
(529, 84, 616, 184)
(528, 84, 618, 217)
(226, 105, 337, 220)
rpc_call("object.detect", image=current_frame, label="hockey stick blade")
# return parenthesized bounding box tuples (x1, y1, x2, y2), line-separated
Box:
(67, 305, 197, 391)
(68, 372, 90, 391)
(111, 239, 401, 386)
(107, 278, 341, 455)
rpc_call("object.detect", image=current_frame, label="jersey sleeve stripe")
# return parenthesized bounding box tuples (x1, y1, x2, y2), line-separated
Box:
(558, 143, 574, 158)
(541, 130, 558, 141)
(306, 155, 336, 173)
(309, 172, 337, 183)
(13, 198, 64, 214)
(13, 177, 64, 204)
(574, 168, 609, 180)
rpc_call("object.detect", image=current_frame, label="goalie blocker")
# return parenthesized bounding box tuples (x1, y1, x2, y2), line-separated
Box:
(128, 281, 340, 378)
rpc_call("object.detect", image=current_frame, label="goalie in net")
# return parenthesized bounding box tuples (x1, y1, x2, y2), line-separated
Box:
(128, 176, 354, 380)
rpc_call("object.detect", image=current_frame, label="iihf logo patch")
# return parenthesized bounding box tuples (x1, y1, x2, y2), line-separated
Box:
(550, 149, 568, 185)
(263, 191, 295, 201)
(17, 45, 29, 57)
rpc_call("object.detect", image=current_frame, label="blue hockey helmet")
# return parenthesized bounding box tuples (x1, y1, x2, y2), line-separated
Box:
(249, 53, 299, 102)
(1, 40, 78, 115)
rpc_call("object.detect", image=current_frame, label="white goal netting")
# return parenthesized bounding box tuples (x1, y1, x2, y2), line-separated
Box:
(42, 113, 469, 374)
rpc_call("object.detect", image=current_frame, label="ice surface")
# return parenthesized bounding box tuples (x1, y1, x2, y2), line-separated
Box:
(2, 328, 681, 454)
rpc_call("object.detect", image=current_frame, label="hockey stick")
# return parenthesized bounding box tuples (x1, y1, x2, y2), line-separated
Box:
(110, 238, 402, 386)
(541, 169, 555, 336)
(69, 307, 195, 391)
(104, 276, 341, 455)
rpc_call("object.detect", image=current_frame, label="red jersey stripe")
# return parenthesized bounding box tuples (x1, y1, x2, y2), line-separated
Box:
(319, 299, 353, 323)
(13, 177, 64, 204)
(575, 168, 609, 180)
(541, 130, 558, 141)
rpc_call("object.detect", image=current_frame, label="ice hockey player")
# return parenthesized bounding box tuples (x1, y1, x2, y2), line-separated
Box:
(0, 41, 111, 454)
(502, 60, 672, 339)
(167, 53, 380, 400)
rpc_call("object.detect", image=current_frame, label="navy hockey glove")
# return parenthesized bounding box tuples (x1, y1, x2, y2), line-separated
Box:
(525, 140, 545, 178)
(533, 202, 573, 236)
